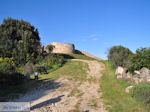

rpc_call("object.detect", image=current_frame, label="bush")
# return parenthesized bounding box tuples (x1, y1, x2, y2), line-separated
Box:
(108, 45, 133, 68)
(35, 54, 64, 73)
(129, 47, 150, 72)
(39, 54, 64, 67)
(0, 57, 25, 88)
(0, 57, 15, 73)
(46, 54, 64, 67)
(130, 84, 150, 105)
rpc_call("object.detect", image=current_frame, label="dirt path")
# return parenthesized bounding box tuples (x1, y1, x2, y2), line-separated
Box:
(72, 59, 106, 112)
(15, 59, 106, 112)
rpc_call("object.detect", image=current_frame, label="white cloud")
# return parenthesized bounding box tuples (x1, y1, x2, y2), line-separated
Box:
(88, 34, 102, 41)
(70, 34, 102, 43)
(89, 34, 98, 38)
(91, 37, 99, 41)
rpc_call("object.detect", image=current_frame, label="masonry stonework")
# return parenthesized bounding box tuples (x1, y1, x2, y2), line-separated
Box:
(45, 42, 75, 54)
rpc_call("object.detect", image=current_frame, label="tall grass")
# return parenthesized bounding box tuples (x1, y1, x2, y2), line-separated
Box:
(130, 83, 150, 110)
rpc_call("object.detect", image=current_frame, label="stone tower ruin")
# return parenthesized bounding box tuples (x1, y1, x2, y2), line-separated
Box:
(45, 42, 75, 54)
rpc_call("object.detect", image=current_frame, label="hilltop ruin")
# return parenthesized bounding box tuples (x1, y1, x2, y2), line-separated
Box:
(45, 42, 75, 54)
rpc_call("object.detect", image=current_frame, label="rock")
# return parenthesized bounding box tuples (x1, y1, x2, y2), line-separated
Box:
(139, 67, 150, 78)
(136, 67, 150, 83)
(134, 70, 140, 75)
(125, 86, 133, 93)
(126, 72, 132, 80)
(146, 76, 150, 83)
(115, 66, 126, 79)
(132, 77, 139, 84)
(138, 78, 144, 83)
(116, 67, 150, 84)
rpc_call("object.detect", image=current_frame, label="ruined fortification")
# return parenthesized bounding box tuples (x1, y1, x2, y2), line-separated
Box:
(45, 42, 75, 54)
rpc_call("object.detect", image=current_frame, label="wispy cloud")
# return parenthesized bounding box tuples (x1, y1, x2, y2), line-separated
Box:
(88, 34, 102, 41)
(91, 37, 99, 41)
(69, 34, 102, 43)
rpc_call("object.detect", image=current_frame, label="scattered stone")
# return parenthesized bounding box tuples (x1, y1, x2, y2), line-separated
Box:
(126, 72, 132, 80)
(125, 86, 133, 93)
(134, 70, 140, 75)
(116, 66, 150, 84)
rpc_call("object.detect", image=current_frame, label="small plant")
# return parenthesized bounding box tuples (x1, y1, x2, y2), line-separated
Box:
(130, 84, 150, 104)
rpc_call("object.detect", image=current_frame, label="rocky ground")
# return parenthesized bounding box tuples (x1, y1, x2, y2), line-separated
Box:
(15, 59, 106, 112)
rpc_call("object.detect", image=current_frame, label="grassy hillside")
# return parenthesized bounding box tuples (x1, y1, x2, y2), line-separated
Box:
(100, 61, 148, 112)
(40, 61, 88, 81)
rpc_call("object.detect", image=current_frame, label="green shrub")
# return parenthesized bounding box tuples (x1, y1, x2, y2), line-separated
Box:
(0, 57, 14, 64)
(35, 54, 64, 73)
(0, 57, 15, 73)
(35, 55, 45, 64)
(129, 47, 150, 72)
(108, 45, 133, 68)
(16, 66, 24, 74)
(45, 54, 64, 67)
(0, 57, 25, 88)
(130, 84, 150, 105)
(46, 55, 64, 66)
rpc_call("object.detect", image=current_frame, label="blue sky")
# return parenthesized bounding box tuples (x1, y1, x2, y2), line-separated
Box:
(0, 0, 150, 59)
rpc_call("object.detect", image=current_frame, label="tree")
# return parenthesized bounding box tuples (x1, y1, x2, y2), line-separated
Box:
(108, 45, 133, 68)
(0, 17, 41, 65)
(129, 47, 150, 72)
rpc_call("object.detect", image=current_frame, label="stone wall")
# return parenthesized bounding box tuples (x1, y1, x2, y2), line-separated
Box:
(45, 42, 75, 54)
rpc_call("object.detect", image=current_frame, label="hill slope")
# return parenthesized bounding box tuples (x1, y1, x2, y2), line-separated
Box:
(14, 59, 106, 112)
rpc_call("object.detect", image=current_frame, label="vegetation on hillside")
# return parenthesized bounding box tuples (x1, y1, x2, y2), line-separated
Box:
(101, 61, 148, 112)
(107, 46, 150, 111)
(0, 18, 41, 65)
(0, 17, 150, 111)
(0, 18, 65, 92)
(108, 45, 133, 68)
(129, 47, 150, 72)
(130, 84, 150, 109)
(108, 46, 150, 72)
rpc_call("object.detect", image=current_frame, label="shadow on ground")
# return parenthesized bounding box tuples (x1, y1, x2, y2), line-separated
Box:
(0, 78, 62, 102)
(30, 95, 64, 110)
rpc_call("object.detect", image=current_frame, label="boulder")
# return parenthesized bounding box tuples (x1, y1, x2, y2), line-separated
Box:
(126, 72, 132, 80)
(139, 67, 150, 78)
(134, 70, 140, 75)
(115, 66, 126, 79)
(132, 77, 140, 84)
(116, 67, 150, 84)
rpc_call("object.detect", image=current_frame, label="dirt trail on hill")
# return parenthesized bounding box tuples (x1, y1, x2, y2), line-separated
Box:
(15, 59, 106, 112)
